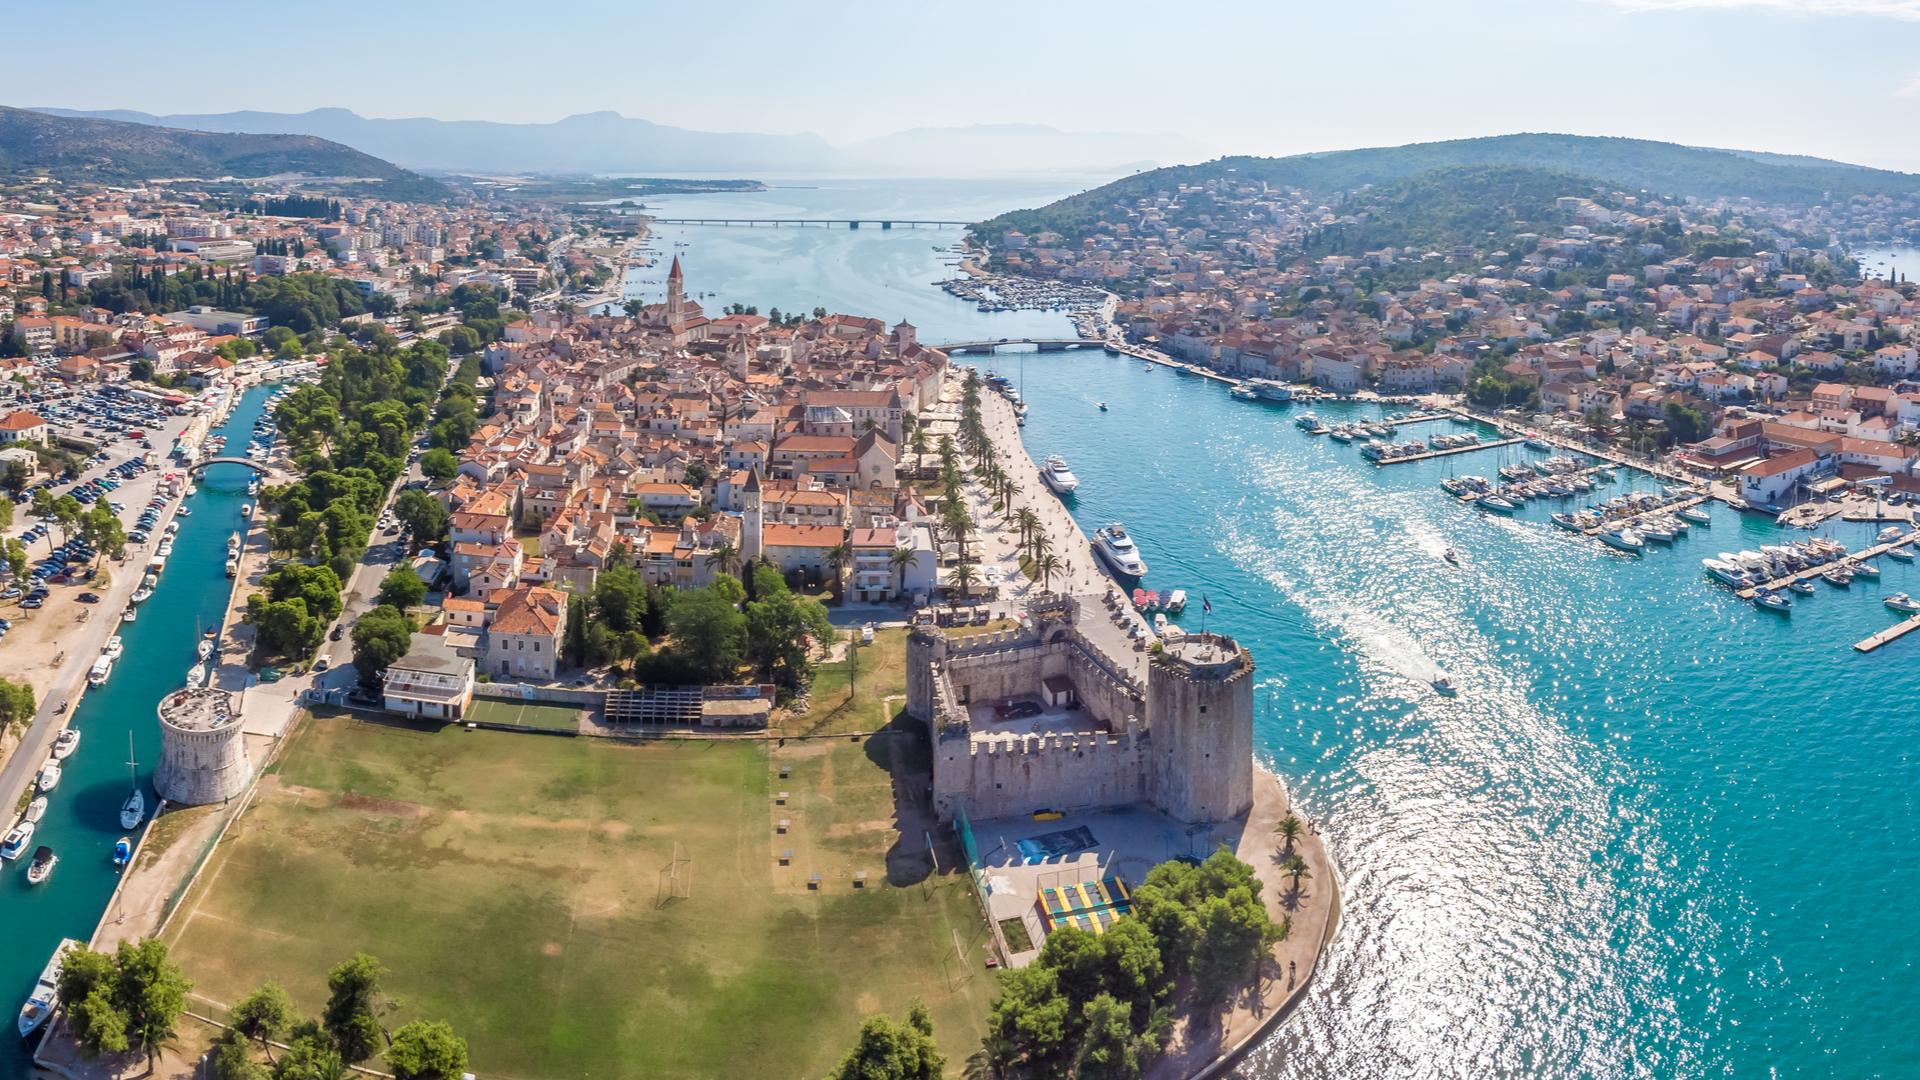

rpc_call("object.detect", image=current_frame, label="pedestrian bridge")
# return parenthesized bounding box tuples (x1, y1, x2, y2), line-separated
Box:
(932, 338, 1115, 354)
(189, 456, 287, 481)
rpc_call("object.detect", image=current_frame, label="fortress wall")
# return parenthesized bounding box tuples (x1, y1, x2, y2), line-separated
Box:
(934, 730, 1149, 822)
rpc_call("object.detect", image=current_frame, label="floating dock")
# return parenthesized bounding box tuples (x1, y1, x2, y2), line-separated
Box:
(1373, 436, 1522, 466)
(1738, 531, 1920, 599)
(1855, 615, 1920, 653)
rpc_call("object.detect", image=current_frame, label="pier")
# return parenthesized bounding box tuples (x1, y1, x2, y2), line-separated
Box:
(1736, 530, 1920, 598)
(1373, 436, 1522, 466)
(1580, 492, 1710, 537)
(1855, 615, 1920, 653)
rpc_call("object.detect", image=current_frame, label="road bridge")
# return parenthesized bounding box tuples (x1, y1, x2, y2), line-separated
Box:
(931, 338, 1114, 354)
(646, 218, 971, 229)
(189, 456, 287, 481)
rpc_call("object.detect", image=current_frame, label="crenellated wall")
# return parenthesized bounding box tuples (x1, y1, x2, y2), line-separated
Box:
(933, 726, 1149, 821)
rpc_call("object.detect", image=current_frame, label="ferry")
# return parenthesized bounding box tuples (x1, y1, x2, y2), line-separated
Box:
(1041, 456, 1080, 494)
(1093, 523, 1149, 579)
(17, 939, 79, 1037)
(25, 845, 56, 885)
(1, 820, 34, 860)
(51, 728, 80, 760)
(88, 655, 114, 686)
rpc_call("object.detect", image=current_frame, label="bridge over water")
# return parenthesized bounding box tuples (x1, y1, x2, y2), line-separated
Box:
(931, 337, 1115, 354)
(189, 455, 287, 481)
(646, 217, 971, 229)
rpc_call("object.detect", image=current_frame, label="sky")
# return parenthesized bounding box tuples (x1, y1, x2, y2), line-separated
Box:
(20, 0, 1920, 170)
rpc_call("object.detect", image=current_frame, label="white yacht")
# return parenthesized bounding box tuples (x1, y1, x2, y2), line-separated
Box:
(198, 638, 215, 661)
(88, 655, 114, 686)
(51, 729, 80, 760)
(18, 939, 79, 1037)
(35, 762, 61, 793)
(23, 796, 47, 824)
(1093, 523, 1149, 579)
(1599, 527, 1645, 553)
(1041, 456, 1080, 494)
(1, 820, 34, 860)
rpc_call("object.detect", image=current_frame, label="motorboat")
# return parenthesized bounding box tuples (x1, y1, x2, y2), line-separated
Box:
(1093, 523, 1149, 579)
(121, 606, 137, 623)
(1852, 561, 1880, 579)
(1443, 548, 1460, 566)
(187, 662, 209, 688)
(1163, 589, 1188, 613)
(88, 655, 114, 686)
(1295, 412, 1321, 430)
(1638, 520, 1678, 543)
(114, 837, 133, 869)
(1878, 526, 1904, 544)
(51, 729, 80, 760)
(1250, 379, 1294, 402)
(225, 558, 239, 578)
(17, 939, 78, 1037)
(1477, 494, 1518, 514)
(25, 845, 56, 885)
(35, 762, 61, 793)
(104, 634, 126, 661)
(1702, 559, 1748, 587)
(1, 821, 34, 860)
(129, 587, 153, 605)
(1524, 437, 1554, 451)
(1550, 512, 1584, 532)
(1432, 674, 1458, 696)
(23, 797, 47, 824)
(1786, 578, 1815, 595)
(1599, 527, 1645, 553)
(1096, 402, 1108, 412)
(1678, 506, 1711, 526)
(1229, 382, 1258, 401)
(1041, 456, 1080, 494)
(1753, 590, 1791, 614)
(1886, 593, 1920, 614)
(1822, 568, 1853, 588)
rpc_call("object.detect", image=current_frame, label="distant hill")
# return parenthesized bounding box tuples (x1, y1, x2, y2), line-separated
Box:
(0, 106, 446, 200)
(33, 107, 1198, 178)
(979, 133, 1920, 239)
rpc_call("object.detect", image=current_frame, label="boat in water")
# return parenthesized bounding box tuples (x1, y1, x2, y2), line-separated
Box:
(1852, 561, 1881, 579)
(1753, 590, 1792, 614)
(1229, 382, 1258, 401)
(88, 655, 114, 686)
(187, 661, 209, 688)
(1822, 568, 1854, 588)
(1432, 674, 1458, 696)
(1678, 506, 1711, 526)
(52, 728, 80, 760)
(17, 938, 79, 1038)
(1041, 456, 1080, 494)
(1, 820, 34, 860)
(1788, 579, 1817, 595)
(1093, 523, 1149, 579)
(23, 796, 47, 824)
(113, 836, 133, 870)
(1886, 593, 1920, 614)
(25, 845, 56, 884)
(1097, 402, 1108, 412)
(1599, 527, 1645, 553)
(1477, 494, 1518, 514)
(121, 732, 146, 831)
(103, 635, 124, 661)
(198, 637, 215, 661)
(35, 761, 61, 793)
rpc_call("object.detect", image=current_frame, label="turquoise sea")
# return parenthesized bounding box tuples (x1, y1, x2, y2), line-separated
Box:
(3, 381, 278, 1079)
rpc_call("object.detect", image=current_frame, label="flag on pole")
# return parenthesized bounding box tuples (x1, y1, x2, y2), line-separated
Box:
(1202, 594, 1213, 613)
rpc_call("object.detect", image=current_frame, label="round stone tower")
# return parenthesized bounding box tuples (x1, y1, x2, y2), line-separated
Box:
(155, 687, 252, 805)
(1147, 633, 1254, 824)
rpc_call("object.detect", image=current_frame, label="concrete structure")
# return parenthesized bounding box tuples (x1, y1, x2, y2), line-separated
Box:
(154, 687, 252, 805)
(383, 632, 476, 720)
(907, 596, 1254, 825)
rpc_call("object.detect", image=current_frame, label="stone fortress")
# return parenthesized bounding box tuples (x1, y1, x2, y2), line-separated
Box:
(154, 687, 253, 806)
(906, 595, 1253, 826)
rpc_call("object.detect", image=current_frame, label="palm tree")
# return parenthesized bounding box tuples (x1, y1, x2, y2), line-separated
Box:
(1030, 530, 1054, 566)
(1274, 813, 1303, 854)
(1284, 854, 1311, 892)
(1014, 507, 1041, 549)
(824, 542, 851, 602)
(1034, 552, 1062, 591)
(951, 560, 977, 601)
(889, 546, 917, 600)
(704, 541, 742, 586)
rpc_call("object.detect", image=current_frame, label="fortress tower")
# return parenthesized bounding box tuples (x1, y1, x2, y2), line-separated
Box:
(1146, 634, 1254, 823)
(154, 687, 252, 805)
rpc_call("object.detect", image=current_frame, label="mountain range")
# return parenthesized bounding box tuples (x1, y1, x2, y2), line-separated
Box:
(0, 106, 446, 200)
(30, 107, 1199, 177)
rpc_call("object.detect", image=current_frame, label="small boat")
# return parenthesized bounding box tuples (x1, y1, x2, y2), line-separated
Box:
(88, 656, 114, 686)
(17, 939, 78, 1037)
(121, 734, 146, 831)
(113, 837, 132, 869)
(1753, 591, 1791, 614)
(1524, 437, 1554, 451)
(1678, 506, 1711, 526)
(1852, 561, 1881, 579)
(129, 587, 153, 605)
(1787, 579, 1816, 595)
(1, 821, 34, 860)
(177, 506, 191, 517)
(187, 662, 209, 688)
(225, 558, 238, 578)
(23, 796, 48, 824)
(1822, 568, 1853, 588)
(1550, 512, 1583, 531)
(1599, 527, 1645, 553)
(1477, 494, 1518, 514)
(121, 606, 137, 623)
(52, 729, 80, 760)
(1443, 548, 1460, 566)
(1885, 592, 1920, 613)
(103, 635, 124, 661)
(1432, 674, 1458, 696)
(1096, 402, 1108, 412)
(35, 762, 61, 793)
(198, 638, 215, 661)
(1878, 526, 1904, 543)
(25, 845, 56, 885)
(1163, 589, 1188, 613)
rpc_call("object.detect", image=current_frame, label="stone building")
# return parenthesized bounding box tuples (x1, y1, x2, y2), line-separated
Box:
(154, 687, 252, 805)
(906, 596, 1254, 825)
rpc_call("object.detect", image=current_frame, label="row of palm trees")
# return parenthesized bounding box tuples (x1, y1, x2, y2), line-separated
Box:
(1273, 812, 1314, 895)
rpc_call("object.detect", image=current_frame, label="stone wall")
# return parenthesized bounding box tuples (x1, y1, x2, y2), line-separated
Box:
(154, 692, 252, 807)
(1148, 637, 1255, 824)
(934, 728, 1149, 821)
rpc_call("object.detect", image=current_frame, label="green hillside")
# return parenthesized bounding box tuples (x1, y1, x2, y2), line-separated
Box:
(979, 133, 1920, 240)
(0, 105, 446, 201)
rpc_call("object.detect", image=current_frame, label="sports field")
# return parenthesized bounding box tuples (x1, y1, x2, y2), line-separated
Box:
(465, 696, 583, 732)
(165, 715, 993, 1079)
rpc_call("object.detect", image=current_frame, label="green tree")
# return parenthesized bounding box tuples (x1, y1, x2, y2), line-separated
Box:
(3, 537, 26, 583)
(1073, 993, 1142, 1080)
(214, 1035, 271, 1080)
(385, 1020, 468, 1080)
(272, 1021, 345, 1080)
(826, 1000, 944, 1080)
(376, 564, 427, 609)
(985, 964, 1069, 1076)
(418, 448, 458, 483)
(71, 987, 131, 1055)
(665, 582, 748, 682)
(111, 938, 193, 1069)
(746, 581, 836, 690)
(351, 606, 415, 683)
(393, 489, 449, 541)
(592, 561, 647, 634)
(322, 954, 389, 1065)
(0, 676, 37, 733)
(230, 980, 296, 1062)
(1274, 813, 1303, 853)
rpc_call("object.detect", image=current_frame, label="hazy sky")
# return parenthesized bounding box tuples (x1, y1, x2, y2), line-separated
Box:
(23, 0, 1920, 169)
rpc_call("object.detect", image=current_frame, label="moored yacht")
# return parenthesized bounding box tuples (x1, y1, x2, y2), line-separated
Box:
(1599, 527, 1645, 553)
(25, 845, 56, 885)
(1, 820, 34, 860)
(35, 762, 61, 793)
(1093, 523, 1149, 579)
(1753, 590, 1792, 614)
(88, 655, 114, 686)
(1885, 592, 1920, 613)
(51, 728, 80, 760)
(1041, 456, 1080, 494)
(17, 939, 79, 1037)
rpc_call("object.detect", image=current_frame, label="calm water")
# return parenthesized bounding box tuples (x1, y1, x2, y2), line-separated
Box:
(3, 381, 278, 1077)
(617, 177, 1090, 343)
(1852, 244, 1918, 283)
(1012, 361, 1919, 1078)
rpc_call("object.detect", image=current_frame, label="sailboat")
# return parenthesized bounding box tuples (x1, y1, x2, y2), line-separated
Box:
(120, 733, 145, 831)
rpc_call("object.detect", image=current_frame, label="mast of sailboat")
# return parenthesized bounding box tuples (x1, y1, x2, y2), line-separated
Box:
(127, 730, 137, 790)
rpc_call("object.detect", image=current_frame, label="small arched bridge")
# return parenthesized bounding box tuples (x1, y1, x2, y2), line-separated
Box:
(932, 337, 1115, 355)
(189, 456, 288, 481)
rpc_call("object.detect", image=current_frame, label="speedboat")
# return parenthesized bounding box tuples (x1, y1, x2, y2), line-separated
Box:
(1788, 579, 1816, 595)
(23, 797, 47, 824)
(1702, 559, 1748, 587)
(1443, 548, 1460, 566)
(35, 762, 60, 793)
(103, 635, 125, 661)
(52, 729, 80, 760)
(1093, 523, 1149, 579)
(25, 845, 56, 885)
(129, 587, 153, 605)
(1, 821, 34, 860)
(1678, 506, 1711, 526)
(1599, 527, 1645, 553)
(17, 939, 77, 1037)
(88, 655, 114, 686)
(1041, 456, 1080, 494)
(1431, 674, 1458, 696)
(1096, 402, 1108, 412)
(1886, 593, 1920, 613)
(113, 837, 133, 870)
(121, 606, 137, 623)
(1753, 590, 1791, 614)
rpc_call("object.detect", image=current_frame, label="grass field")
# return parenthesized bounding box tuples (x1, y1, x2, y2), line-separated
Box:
(465, 696, 583, 732)
(165, 715, 993, 1079)
(783, 627, 909, 736)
